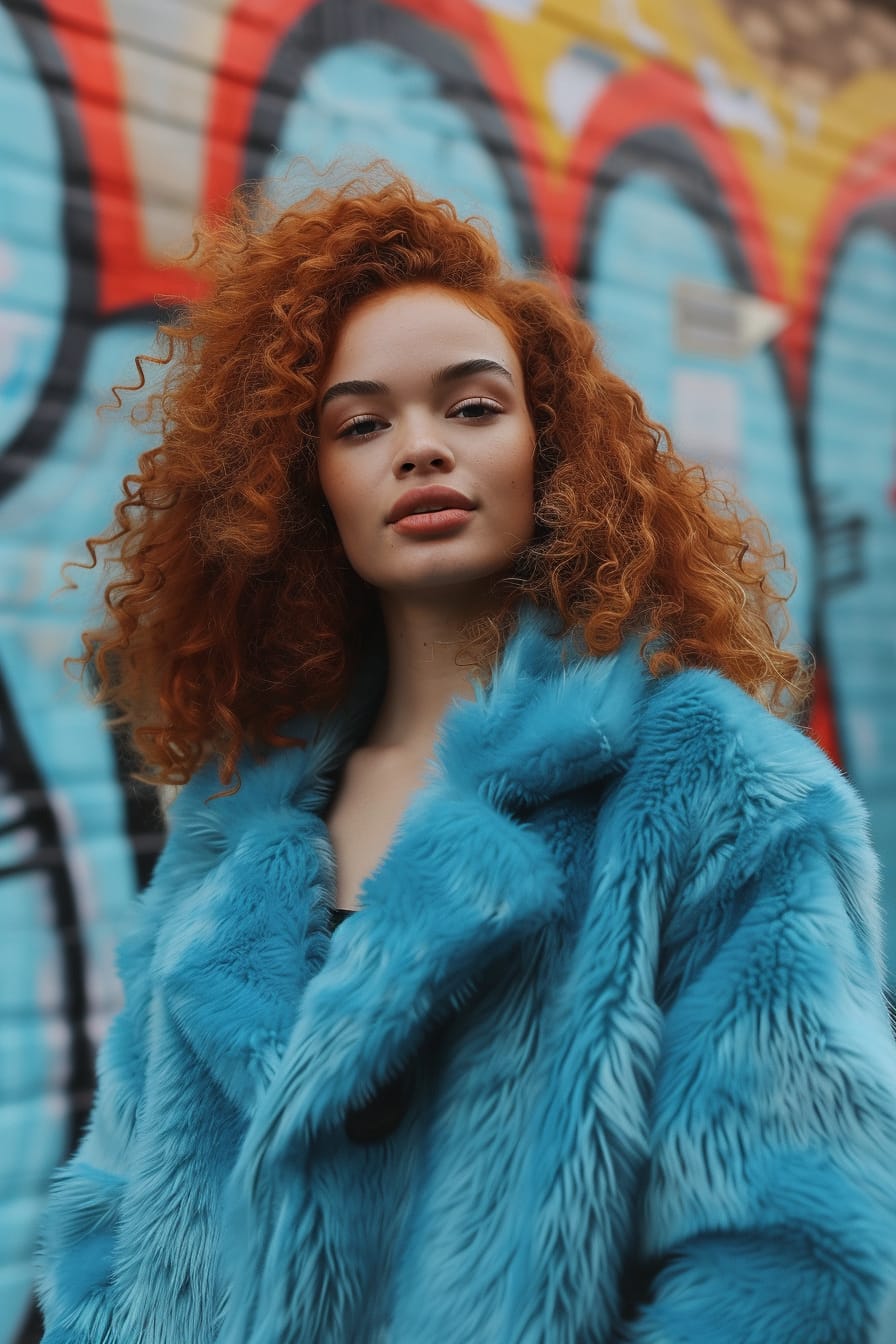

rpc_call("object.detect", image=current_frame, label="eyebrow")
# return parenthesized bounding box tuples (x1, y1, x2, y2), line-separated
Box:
(319, 358, 514, 413)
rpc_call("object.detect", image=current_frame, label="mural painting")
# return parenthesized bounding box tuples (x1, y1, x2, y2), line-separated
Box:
(1, 0, 895, 1336)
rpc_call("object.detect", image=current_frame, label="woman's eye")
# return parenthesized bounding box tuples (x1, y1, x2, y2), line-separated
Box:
(338, 416, 384, 440)
(451, 398, 502, 421)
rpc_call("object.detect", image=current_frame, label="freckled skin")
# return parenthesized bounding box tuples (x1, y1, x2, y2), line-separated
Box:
(316, 284, 537, 600)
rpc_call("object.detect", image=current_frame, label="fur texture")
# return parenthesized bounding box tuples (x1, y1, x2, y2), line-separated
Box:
(37, 605, 896, 1342)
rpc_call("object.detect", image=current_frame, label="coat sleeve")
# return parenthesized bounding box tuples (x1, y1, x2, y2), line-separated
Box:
(35, 764, 224, 1342)
(619, 755, 896, 1344)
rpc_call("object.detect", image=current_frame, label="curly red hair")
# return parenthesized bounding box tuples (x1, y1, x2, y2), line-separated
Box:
(69, 166, 811, 787)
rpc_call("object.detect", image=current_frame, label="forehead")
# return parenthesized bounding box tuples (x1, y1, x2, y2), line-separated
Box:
(326, 285, 518, 376)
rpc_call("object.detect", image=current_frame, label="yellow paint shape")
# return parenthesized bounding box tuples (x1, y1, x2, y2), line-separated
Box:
(480, 0, 896, 297)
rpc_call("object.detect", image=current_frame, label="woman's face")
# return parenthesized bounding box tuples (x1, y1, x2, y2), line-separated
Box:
(316, 284, 536, 599)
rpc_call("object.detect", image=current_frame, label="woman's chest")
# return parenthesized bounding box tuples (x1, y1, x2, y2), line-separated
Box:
(201, 913, 657, 1344)
(324, 745, 430, 910)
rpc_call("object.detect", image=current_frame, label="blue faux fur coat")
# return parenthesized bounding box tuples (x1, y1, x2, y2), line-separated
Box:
(37, 605, 896, 1343)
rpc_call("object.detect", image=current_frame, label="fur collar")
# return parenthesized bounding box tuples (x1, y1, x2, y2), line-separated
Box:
(155, 605, 655, 1178)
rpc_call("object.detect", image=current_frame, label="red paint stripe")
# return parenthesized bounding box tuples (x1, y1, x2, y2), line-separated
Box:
(42, 0, 202, 311)
(789, 128, 896, 405)
(202, 0, 315, 209)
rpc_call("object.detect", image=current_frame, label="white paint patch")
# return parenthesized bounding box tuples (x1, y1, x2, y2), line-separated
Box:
(794, 97, 822, 142)
(604, 0, 666, 55)
(696, 56, 782, 159)
(672, 366, 741, 482)
(474, 0, 541, 19)
(546, 45, 617, 136)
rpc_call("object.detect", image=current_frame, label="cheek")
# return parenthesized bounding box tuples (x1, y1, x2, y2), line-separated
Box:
(497, 441, 536, 512)
(507, 448, 537, 543)
(319, 458, 361, 525)
(317, 458, 382, 575)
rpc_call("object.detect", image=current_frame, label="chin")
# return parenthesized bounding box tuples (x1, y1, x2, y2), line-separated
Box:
(378, 556, 518, 596)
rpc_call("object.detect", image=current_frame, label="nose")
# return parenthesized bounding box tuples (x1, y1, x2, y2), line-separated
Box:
(392, 422, 456, 477)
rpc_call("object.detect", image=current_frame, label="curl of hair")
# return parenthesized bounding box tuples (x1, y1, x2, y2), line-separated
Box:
(66, 163, 812, 789)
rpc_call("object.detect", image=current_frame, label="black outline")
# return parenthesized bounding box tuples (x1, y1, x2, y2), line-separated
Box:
(1, 0, 98, 502)
(0, 661, 93, 1342)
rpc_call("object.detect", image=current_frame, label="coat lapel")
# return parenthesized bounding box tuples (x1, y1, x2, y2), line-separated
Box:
(224, 606, 655, 1184)
(152, 705, 363, 1114)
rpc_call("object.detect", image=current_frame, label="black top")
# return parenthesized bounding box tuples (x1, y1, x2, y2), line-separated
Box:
(326, 905, 417, 1143)
(328, 906, 357, 934)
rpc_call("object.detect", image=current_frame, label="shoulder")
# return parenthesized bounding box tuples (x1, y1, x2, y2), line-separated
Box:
(635, 661, 868, 837)
(627, 663, 885, 983)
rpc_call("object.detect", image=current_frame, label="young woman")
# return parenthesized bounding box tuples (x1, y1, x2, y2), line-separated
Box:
(38, 171, 896, 1343)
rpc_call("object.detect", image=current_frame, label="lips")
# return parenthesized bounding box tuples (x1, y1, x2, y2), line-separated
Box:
(386, 486, 475, 524)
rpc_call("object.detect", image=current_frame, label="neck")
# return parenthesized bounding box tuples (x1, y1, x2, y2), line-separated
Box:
(367, 588, 503, 751)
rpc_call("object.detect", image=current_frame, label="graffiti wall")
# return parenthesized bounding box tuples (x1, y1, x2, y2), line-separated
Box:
(2, 0, 895, 1337)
